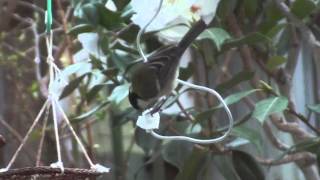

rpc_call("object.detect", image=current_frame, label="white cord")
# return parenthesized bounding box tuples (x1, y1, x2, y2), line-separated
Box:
(0, 100, 49, 171)
(50, 95, 63, 165)
(136, 0, 164, 62)
(148, 79, 234, 144)
(53, 97, 95, 168)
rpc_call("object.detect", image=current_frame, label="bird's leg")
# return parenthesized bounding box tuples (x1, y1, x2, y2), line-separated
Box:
(150, 96, 167, 115)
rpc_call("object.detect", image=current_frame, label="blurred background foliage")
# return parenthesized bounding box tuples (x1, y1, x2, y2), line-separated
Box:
(1, 0, 320, 180)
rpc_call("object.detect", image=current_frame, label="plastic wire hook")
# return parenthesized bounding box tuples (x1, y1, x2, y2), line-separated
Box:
(148, 79, 234, 144)
(134, 0, 234, 144)
(136, 0, 164, 63)
(137, 79, 234, 144)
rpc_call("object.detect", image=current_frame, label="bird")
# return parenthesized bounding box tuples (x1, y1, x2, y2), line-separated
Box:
(128, 19, 208, 112)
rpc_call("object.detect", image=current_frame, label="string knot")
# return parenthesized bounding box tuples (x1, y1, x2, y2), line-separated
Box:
(46, 55, 54, 64)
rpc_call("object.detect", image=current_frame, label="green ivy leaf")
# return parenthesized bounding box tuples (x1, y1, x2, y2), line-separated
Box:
(252, 96, 288, 123)
(198, 28, 231, 51)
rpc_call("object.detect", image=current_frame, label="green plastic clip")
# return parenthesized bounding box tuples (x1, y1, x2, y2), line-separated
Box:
(46, 0, 52, 33)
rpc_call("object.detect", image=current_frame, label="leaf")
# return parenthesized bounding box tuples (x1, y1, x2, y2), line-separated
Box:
(232, 125, 263, 153)
(73, 100, 110, 120)
(212, 155, 239, 180)
(252, 96, 288, 123)
(273, 138, 320, 165)
(243, 0, 258, 17)
(134, 128, 159, 154)
(162, 141, 194, 170)
(113, 0, 131, 10)
(307, 104, 320, 114)
(288, 137, 320, 153)
(266, 56, 287, 70)
(60, 62, 91, 77)
(113, 41, 139, 55)
(68, 24, 94, 36)
(59, 73, 88, 99)
(111, 52, 130, 72)
(96, 3, 123, 29)
(232, 150, 265, 180)
(265, 23, 286, 38)
(81, 3, 100, 25)
(78, 33, 102, 58)
(194, 89, 260, 123)
(223, 32, 270, 50)
(222, 89, 261, 107)
(86, 84, 108, 103)
(175, 147, 209, 180)
(178, 62, 194, 81)
(215, 71, 255, 92)
(108, 83, 130, 104)
(102, 68, 119, 77)
(291, 0, 316, 19)
(198, 28, 231, 50)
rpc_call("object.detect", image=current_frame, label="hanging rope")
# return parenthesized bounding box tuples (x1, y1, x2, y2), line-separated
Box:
(1, 0, 109, 174)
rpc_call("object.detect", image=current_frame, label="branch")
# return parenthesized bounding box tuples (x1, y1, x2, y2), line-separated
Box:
(287, 109, 320, 135)
(263, 121, 289, 151)
(176, 99, 195, 122)
(31, 22, 49, 98)
(256, 151, 316, 166)
(0, 118, 36, 161)
(270, 115, 313, 140)
(16, 1, 61, 26)
(273, 0, 320, 50)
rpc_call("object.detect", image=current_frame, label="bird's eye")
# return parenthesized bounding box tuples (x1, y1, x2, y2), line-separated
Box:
(128, 92, 141, 110)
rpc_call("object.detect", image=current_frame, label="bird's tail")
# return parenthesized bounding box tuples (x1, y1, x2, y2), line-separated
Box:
(177, 19, 208, 51)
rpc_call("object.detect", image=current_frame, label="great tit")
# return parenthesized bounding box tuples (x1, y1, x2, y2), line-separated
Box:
(128, 19, 208, 111)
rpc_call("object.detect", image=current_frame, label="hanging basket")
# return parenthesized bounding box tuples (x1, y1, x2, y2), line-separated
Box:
(0, 166, 104, 180)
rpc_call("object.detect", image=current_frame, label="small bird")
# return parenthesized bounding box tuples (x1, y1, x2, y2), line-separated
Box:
(128, 19, 208, 111)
